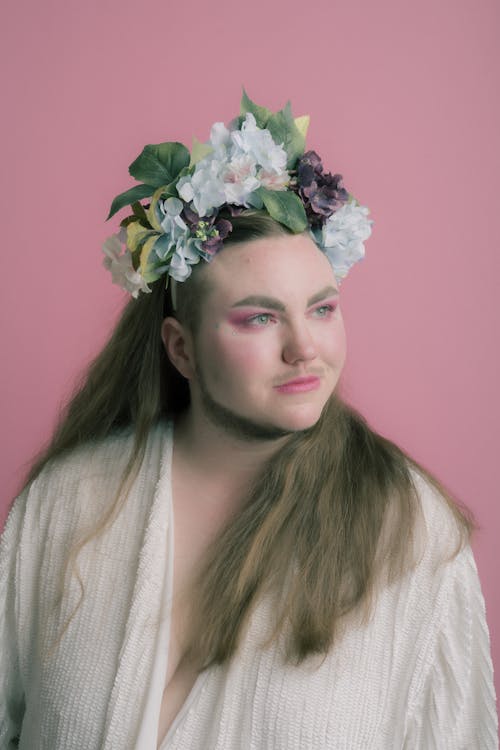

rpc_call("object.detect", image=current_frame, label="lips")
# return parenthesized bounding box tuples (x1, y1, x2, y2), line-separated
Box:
(274, 376, 321, 394)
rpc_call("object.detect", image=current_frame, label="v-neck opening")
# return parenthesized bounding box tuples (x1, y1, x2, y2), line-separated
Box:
(157, 670, 209, 749)
(105, 420, 176, 750)
(156, 420, 209, 750)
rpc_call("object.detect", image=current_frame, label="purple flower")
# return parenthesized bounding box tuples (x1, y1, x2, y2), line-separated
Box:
(296, 150, 349, 226)
(181, 205, 233, 257)
(297, 150, 324, 186)
(182, 204, 202, 228)
(201, 218, 233, 256)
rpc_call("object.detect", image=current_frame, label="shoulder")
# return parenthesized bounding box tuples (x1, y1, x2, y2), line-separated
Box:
(373, 459, 472, 591)
(26, 429, 136, 530)
(381, 466, 481, 655)
(2, 420, 171, 553)
(406, 466, 472, 570)
(376, 467, 482, 670)
(401, 473, 497, 743)
(37, 426, 136, 490)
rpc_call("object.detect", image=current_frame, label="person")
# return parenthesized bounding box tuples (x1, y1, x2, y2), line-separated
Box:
(0, 93, 497, 750)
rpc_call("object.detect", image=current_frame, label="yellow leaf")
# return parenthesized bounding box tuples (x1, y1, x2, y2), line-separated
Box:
(126, 221, 157, 254)
(139, 234, 161, 276)
(189, 137, 213, 167)
(147, 186, 169, 232)
(294, 115, 310, 140)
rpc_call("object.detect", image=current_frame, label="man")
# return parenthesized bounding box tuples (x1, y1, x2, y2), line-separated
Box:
(1, 95, 496, 749)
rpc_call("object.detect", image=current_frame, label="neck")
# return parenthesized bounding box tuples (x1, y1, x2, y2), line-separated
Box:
(173, 406, 289, 488)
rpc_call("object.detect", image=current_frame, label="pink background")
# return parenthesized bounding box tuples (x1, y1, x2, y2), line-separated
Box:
(1, 0, 499, 710)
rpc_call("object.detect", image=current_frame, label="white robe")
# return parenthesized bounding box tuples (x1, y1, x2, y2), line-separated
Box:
(0, 421, 497, 749)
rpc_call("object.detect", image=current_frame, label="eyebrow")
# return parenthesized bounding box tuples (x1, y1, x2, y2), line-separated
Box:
(232, 286, 339, 312)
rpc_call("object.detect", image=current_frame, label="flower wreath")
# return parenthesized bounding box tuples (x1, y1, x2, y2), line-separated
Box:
(103, 91, 373, 298)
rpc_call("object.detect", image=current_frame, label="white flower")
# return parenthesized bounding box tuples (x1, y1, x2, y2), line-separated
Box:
(317, 202, 373, 280)
(102, 233, 150, 298)
(175, 112, 290, 217)
(231, 113, 288, 174)
(258, 168, 290, 191)
(209, 121, 231, 158)
(177, 159, 226, 216)
(221, 155, 260, 205)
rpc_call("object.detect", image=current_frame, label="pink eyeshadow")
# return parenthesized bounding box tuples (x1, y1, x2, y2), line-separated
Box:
(226, 310, 262, 326)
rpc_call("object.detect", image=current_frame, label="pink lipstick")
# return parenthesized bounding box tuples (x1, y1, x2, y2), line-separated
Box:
(274, 376, 321, 394)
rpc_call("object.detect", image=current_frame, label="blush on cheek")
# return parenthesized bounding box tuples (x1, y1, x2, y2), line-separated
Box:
(206, 336, 264, 385)
(223, 342, 262, 370)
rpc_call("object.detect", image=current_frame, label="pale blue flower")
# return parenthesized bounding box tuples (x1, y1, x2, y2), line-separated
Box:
(168, 238, 201, 282)
(159, 196, 188, 238)
(147, 198, 192, 271)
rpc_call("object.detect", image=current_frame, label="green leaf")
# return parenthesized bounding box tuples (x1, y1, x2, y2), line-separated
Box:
(266, 101, 305, 169)
(240, 89, 272, 129)
(128, 142, 190, 187)
(140, 236, 172, 284)
(119, 215, 142, 229)
(142, 268, 163, 283)
(258, 188, 308, 233)
(131, 201, 148, 222)
(107, 183, 154, 220)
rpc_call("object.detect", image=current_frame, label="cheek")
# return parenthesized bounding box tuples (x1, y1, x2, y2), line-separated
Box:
(322, 320, 347, 365)
(336, 327, 347, 358)
(199, 331, 272, 384)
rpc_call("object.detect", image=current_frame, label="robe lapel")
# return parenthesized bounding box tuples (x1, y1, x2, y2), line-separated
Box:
(101, 422, 173, 750)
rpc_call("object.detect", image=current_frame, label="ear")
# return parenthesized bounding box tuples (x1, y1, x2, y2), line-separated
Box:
(161, 317, 196, 380)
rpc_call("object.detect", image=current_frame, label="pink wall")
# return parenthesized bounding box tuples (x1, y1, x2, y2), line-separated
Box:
(1, 0, 499, 708)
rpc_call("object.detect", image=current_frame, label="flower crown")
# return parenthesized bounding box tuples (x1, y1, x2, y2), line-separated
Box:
(103, 91, 373, 298)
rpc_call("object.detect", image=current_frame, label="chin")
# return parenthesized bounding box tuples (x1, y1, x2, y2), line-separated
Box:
(196, 378, 330, 442)
(271, 404, 326, 433)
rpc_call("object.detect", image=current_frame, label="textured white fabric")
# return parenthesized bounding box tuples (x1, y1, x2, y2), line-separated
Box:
(0, 421, 498, 749)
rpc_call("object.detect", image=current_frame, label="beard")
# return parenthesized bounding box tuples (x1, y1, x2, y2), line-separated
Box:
(195, 367, 296, 443)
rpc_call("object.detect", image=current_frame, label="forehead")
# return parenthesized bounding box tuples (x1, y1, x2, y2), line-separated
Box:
(201, 233, 337, 306)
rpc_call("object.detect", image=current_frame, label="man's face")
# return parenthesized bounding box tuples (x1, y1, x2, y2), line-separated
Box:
(189, 233, 347, 439)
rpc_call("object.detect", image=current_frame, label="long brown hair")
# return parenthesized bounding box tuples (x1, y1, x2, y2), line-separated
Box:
(21, 212, 474, 664)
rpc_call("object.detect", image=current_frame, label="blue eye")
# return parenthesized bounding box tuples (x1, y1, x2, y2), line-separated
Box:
(314, 304, 336, 317)
(249, 313, 273, 325)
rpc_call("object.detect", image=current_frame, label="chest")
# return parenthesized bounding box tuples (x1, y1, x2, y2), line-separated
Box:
(168, 482, 237, 668)
(157, 482, 239, 747)
(156, 590, 418, 750)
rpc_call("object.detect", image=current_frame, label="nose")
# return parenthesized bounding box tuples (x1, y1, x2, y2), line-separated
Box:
(281, 321, 318, 365)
